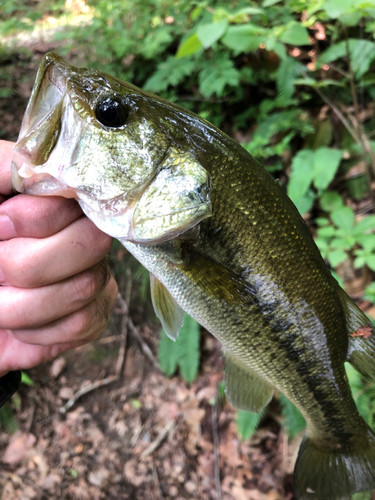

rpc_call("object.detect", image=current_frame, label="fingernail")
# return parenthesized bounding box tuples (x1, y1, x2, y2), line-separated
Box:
(0, 215, 16, 240)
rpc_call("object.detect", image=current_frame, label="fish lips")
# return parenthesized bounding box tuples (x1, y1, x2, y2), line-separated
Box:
(11, 52, 78, 197)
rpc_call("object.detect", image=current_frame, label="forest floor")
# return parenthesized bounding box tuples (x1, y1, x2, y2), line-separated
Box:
(0, 43, 371, 500)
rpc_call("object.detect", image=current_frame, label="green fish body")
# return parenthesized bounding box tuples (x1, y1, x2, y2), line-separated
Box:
(12, 52, 375, 499)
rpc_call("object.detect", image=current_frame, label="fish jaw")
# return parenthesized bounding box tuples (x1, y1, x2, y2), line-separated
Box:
(12, 52, 81, 198)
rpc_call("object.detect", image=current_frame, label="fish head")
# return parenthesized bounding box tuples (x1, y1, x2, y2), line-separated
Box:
(12, 52, 212, 243)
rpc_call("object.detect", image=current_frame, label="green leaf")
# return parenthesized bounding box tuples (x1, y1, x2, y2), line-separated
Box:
(292, 191, 315, 215)
(331, 206, 355, 234)
(236, 409, 264, 440)
(328, 249, 348, 266)
(354, 216, 375, 234)
(0, 405, 19, 434)
(199, 54, 240, 97)
(262, 0, 281, 5)
(279, 394, 306, 439)
(316, 217, 330, 226)
(221, 25, 269, 52)
(177, 314, 200, 383)
(277, 56, 305, 102)
(351, 491, 372, 500)
(158, 314, 200, 383)
(144, 56, 196, 92)
(197, 21, 228, 49)
(312, 148, 343, 191)
(366, 255, 375, 271)
(340, 10, 363, 26)
(318, 226, 338, 237)
(176, 33, 203, 58)
(287, 149, 315, 202)
(280, 22, 311, 46)
(319, 191, 343, 212)
(293, 77, 318, 86)
(21, 372, 34, 386)
(158, 329, 179, 377)
(323, 0, 354, 18)
(318, 39, 375, 79)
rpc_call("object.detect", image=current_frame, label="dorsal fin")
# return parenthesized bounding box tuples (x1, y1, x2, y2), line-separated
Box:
(224, 353, 274, 412)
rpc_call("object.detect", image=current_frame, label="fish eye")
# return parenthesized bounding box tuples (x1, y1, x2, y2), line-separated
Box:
(95, 97, 128, 128)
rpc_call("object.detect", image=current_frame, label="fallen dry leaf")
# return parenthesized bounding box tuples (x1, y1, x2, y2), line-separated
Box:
(2, 432, 36, 464)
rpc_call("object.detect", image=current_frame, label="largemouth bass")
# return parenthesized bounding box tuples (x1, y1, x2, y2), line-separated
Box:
(11, 52, 375, 500)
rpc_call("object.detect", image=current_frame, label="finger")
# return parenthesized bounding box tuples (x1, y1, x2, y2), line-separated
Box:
(0, 259, 112, 330)
(0, 194, 82, 240)
(0, 337, 89, 378)
(0, 140, 14, 197)
(7, 276, 118, 345)
(0, 215, 113, 287)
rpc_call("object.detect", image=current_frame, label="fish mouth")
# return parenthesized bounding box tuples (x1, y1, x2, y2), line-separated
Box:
(11, 53, 77, 196)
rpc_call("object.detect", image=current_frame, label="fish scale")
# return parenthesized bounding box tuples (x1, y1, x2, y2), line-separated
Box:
(11, 52, 375, 500)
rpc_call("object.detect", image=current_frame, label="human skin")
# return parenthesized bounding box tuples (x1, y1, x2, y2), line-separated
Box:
(0, 140, 118, 377)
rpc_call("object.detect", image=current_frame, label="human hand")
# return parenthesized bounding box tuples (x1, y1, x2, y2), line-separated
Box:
(0, 140, 118, 378)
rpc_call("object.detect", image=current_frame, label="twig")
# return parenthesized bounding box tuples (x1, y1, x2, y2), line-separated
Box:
(128, 318, 161, 371)
(141, 421, 175, 457)
(117, 291, 161, 371)
(152, 461, 165, 500)
(60, 292, 129, 414)
(211, 402, 222, 500)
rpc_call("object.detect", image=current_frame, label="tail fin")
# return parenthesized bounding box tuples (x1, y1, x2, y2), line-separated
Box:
(294, 429, 375, 500)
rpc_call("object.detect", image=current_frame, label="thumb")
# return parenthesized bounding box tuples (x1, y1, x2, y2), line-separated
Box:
(0, 140, 15, 198)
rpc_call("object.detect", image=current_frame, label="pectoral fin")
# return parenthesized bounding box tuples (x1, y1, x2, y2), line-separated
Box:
(150, 273, 185, 340)
(225, 354, 274, 412)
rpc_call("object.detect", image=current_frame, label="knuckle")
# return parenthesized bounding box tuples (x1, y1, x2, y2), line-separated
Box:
(4, 245, 42, 287)
(90, 228, 113, 256)
(72, 260, 112, 303)
(73, 307, 94, 336)
(73, 269, 101, 303)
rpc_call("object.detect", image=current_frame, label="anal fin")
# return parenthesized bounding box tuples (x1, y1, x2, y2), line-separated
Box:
(150, 273, 185, 340)
(225, 354, 274, 412)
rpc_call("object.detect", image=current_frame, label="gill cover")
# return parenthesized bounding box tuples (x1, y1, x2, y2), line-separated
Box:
(132, 147, 211, 243)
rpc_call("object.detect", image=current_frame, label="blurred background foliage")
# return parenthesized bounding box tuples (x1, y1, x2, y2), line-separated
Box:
(2, 0, 375, 452)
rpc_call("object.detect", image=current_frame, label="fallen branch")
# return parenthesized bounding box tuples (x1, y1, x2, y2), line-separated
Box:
(60, 291, 129, 414)
(141, 420, 175, 457)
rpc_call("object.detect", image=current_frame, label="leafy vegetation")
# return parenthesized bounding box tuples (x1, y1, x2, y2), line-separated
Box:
(3, 0, 375, 447)
(158, 314, 200, 384)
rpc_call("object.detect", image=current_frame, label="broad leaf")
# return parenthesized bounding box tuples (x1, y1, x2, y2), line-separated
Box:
(313, 148, 343, 191)
(331, 206, 355, 234)
(287, 149, 315, 202)
(176, 33, 203, 58)
(158, 314, 200, 383)
(221, 25, 269, 52)
(323, 0, 354, 18)
(197, 21, 228, 49)
(318, 39, 375, 79)
(354, 215, 375, 234)
(177, 314, 200, 383)
(277, 56, 305, 102)
(236, 409, 264, 440)
(158, 329, 179, 377)
(280, 22, 311, 46)
(279, 394, 305, 439)
(320, 191, 343, 212)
